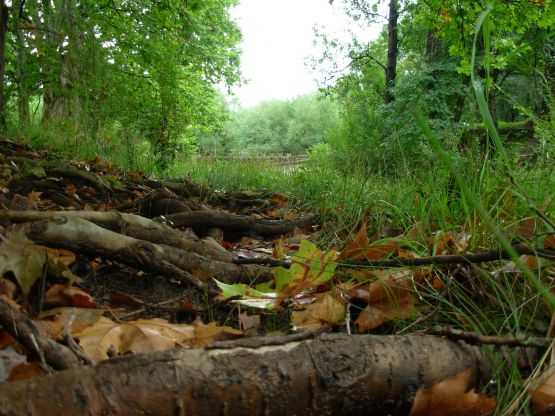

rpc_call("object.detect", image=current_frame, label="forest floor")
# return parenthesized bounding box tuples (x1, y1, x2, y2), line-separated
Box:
(0, 138, 554, 415)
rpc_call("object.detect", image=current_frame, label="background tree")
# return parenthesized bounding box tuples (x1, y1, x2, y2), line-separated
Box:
(2, 0, 242, 169)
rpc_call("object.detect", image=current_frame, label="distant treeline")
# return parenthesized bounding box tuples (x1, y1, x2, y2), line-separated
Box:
(197, 93, 340, 155)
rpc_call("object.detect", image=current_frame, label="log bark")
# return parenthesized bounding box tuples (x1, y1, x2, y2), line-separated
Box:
(19, 215, 272, 286)
(164, 210, 319, 236)
(0, 209, 234, 263)
(0, 333, 490, 416)
(0, 297, 80, 370)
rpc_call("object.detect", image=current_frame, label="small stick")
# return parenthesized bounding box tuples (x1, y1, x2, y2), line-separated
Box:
(426, 327, 552, 348)
(205, 326, 329, 350)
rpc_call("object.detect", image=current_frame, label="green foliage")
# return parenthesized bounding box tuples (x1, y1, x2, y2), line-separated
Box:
(197, 93, 340, 155)
(312, 0, 554, 174)
(5, 0, 242, 171)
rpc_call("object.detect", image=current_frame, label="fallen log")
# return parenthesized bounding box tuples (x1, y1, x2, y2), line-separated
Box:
(0, 333, 490, 416)
(0, 209, 234, 263)
(0, 297, 80, 370)
(163, 210, 319, 236)
(20, 215, 273, 287)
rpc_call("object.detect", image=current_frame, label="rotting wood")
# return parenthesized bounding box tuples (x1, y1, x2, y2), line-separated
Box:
(9, 156, 110, 191)
(339, 245, 555, 268)
(234, 244, 555, 268)
(0, 297, 80, 370)
(0, 333, 490, 416)
(19, 215, 273, 286)
(163, 210, 319, 236)
(0, 209, 234, 262)
(427, 327, 553, 348)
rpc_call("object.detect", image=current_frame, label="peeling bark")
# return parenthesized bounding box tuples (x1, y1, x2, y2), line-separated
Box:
(0, 333, 490, 416)
(0, 297, 80, 370)
(0, 209, 234, 263)
(20, 215, 273, 286)
(164, 210, 319, 236)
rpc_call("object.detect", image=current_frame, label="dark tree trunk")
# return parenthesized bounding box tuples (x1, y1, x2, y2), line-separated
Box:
(14, 0, 30, 126)
(0, 1, 10, 132)
(384, 0, 399, 103)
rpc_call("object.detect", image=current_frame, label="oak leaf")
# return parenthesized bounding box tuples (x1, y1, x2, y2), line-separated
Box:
(409, 369, 496, 416)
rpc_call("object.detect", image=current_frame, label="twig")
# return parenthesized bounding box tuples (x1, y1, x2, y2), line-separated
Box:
(232, 257, 290, 268)
(205, 326, 329, 350)
(62, 311, 94, 366)
(30, 334, 52, 373)
(426, 327, 552, 349)
(340, 245, 555, 268)
(36, 249, 48, 315)
(233, 245, 554, 269)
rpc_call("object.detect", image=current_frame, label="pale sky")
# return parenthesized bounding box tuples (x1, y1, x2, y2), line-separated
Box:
(229, 0, 382, 108)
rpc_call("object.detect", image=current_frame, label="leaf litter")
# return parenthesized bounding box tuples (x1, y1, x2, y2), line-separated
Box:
(0, 139, 553, 413)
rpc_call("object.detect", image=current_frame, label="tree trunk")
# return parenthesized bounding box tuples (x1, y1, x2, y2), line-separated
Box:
(0, 0, 10, 132)
(14, 0, 31, 126)
(0, 334, 490, 416)
(41, 0, 81, 123)
(384, 0, 399, 104)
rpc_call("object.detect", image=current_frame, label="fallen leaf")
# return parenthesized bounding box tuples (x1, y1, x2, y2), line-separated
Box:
(292, 292, 345, 329)
(544, 235, 555, 250)
(75, 317, 196, 362)
(0, 277, 17, 299)
(43, 284, 97, 309)
(354, 289, 417, 332)
(239, 313, 260, 332)
(64, 184, 77, 195)
(409, 369, 496, 416)
(46, 248, 76, 266)
(26, 191, 43, 202)
(272, 237, 290, 260)
(0, 346, 27, 382)
(275, 240, 337, 297)
(35, 307, 104, 340)
(531, 370, 555, 416)
(338, 223, 369, 260)
(7, 362, 47, 382)
(0, 228, 47, 295)
(189, 320, 243, 348)
(214, 280, 279, 310)
(0, 229, 82, 296)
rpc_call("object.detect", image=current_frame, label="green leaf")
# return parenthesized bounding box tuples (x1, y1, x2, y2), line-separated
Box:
(0, 229, 82, 296)
(275, 240, 337, 297)
(0, 229, 46, 295)
(214, 279, 278, 310)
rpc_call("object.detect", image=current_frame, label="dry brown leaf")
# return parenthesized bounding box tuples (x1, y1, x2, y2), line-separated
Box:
(189, 320, 243, 348)
(338, 223, 369, 260)
(339, 223, 399, 261)
(0, 277, 17, 299)
(428, 231, 454, 255)
(43, 284, 97, 308)
(7, 362, 47, 382)
(75, 317, 196, 362)
(405, 221, 426, 241)
(354, 288, 417, 332)
(239, 313, 260, 332)
(269, 193, 288, 207)
(26, 191, 43, 202)
(409, 369, 496, 416)
(46, 248, 76, 266)
(367, 269, 414, 303)
(272, 237, 290, 260)
(531, 370, 555, 416)
(35, 307, 104, 340)
(64, 184, 77, 195)
(292, 292, 345, 329)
